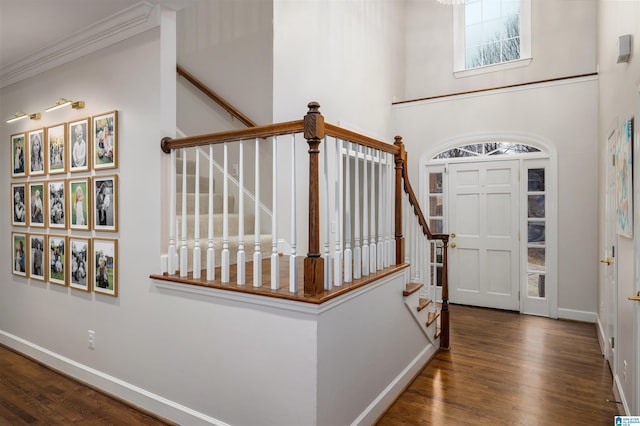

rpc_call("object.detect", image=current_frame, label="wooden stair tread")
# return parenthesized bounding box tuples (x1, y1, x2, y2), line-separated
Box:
(403, 282, 423, 297)
(417, 298, 432, 312)
(427, 311, 440, 327)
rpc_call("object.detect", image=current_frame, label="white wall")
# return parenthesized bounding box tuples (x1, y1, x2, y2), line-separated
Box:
(0, 26, 319, 426)
(596, 0, 640, 415)
(392, 77, 599, 317)
(404, 0, 596, 100)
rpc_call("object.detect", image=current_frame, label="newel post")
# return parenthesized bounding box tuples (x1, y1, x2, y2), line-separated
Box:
(440, 236, 451, 350)
(394, 136, 406, 265)
(304, 102, 325, 296)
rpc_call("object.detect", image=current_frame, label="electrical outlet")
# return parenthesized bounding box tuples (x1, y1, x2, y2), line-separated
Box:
(88, 330, 95, 349)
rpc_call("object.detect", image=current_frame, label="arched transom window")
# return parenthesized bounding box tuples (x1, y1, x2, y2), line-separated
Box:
(433, 142, 540, 159)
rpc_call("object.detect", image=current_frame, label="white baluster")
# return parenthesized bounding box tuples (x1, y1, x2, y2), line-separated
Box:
(237, 140, 246, 285)
(384, 153, 391, 268)
(180, 149, 188, 277)
(289, 134, 298, 293)
(323, 136, 332, 290)
(253, 138, 262, 287)
(353, 144, 361, 280)
(207, 145, 215, 281)
(334, 137, 343, 287)
(370, 149, 377, 272)
(344, 141, 352, 283)
(362, 147, 370, 277)
(168, 149, 176, 275)
(390, 153, 396, 266)
(192, 149, 201, 279)
(271, 136, 279, 290)
(221, 142, 230, 283)
(377, 150, 384, 271)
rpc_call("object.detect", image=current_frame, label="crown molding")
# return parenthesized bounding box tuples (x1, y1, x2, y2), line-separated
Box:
(0, 2, 158, 89)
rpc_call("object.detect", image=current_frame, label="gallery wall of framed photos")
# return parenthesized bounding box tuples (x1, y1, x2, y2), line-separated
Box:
(10, 110, 119, 297)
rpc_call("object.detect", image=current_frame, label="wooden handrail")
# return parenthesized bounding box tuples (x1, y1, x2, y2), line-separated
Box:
(161, 121, 304, 153)
(177, 65, 258, 128)
(325, 123, 399, 155)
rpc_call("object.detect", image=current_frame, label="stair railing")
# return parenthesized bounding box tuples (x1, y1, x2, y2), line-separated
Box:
(158, 102, 449, 347)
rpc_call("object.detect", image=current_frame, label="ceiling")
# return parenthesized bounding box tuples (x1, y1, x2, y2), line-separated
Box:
(0, 0, 192, 74)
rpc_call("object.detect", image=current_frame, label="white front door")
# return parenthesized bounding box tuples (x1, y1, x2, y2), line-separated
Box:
(448, 160, 520, 310)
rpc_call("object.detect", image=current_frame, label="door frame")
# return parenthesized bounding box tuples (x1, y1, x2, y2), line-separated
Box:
(421, 134, 558, 318)
(633, 85, 640, 415)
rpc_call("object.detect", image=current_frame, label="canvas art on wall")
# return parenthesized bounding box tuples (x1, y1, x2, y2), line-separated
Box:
(616, 117, 634, 238)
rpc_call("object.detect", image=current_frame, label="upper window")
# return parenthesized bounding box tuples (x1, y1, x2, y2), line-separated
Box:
(453, 0, 531, 77)
(433, 142, 540, 159)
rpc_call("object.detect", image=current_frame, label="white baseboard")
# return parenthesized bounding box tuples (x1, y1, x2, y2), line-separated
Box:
(0, 330, 226, 426)
(351, 343, 439, 425)
(596, 317, 607, 356)
(557, 308, 597, 323)
(613, 374, 631, 415)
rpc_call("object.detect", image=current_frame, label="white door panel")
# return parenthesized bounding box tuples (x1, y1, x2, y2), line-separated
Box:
(449, 160, 520, 310)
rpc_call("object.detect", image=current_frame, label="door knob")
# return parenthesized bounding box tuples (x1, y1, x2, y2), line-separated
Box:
(629, 291, 640, 301)
(600, 258, 613, 265)
(450, 233, 456, 238)
(450, 242, 457, 248)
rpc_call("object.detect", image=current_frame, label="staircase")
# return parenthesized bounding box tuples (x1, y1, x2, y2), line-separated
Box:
(403, 282, 441, 344)
(175, 151, 272, 272)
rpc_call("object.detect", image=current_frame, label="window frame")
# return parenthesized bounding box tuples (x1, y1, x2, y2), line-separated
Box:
(453, 0, 532, 78)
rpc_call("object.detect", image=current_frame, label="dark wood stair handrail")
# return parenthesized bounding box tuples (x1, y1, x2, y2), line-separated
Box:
(177, 64, 258, 128)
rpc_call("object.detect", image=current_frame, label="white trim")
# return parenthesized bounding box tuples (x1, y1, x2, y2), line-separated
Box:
(596, 318, 607, 356)
(557, 308, 597, 323)
(0, 330, 228, 426)
(351, 343, 439, 426)
(0, 2, 158, 88)
(153, 267, 409, 316)
(613, 374, 631, 416)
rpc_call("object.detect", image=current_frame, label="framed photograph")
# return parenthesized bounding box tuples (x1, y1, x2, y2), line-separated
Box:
(47, 122, 67, 175)
(93, 238, 117, 296)
(12, 232, 28, 277)
(92, 175, 118, 232)
(11, 183, 27, 226)
(69, 237, 91, 292)
(28, 128, 46, 176)
(48, 235, 67, 286)
(69, 177, 90, 230)
(11, 133, 26, 178)
(47, 179, 67, 229)
(69, 117, 91, 172)
(616, 117, 634, 238)
(29, 234, 46, 281)
(28, 181, 46, 228)
(93, 110, 118, 170)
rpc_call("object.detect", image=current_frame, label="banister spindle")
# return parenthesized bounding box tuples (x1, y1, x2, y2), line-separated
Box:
(207, 145, 215, 281)
(353, 144, 361, 280)
(377, 150, 384, 271)
(193, 149, 201, 279)
(344, 141, 352, 283)
(180, 149, 188, 277)
(322, 135, 331, 290)
(304, 102, 325, 296)
(289, 134, 298, 293)
(168, 148, 176, 275)
(253, 138, 262, 287)
(271, 136, 279, 290)
(384, 152, 391, 268)
(237, 140, 246, 285)
(334, 137, 343, 287)
(362, 147, 370, 277)
(221, 142, 230, 283)
(370, 149, 377, 272)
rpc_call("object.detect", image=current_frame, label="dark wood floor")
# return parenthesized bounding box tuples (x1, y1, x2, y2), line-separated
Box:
(377, 304, 622, 425)
(0, 346, 172, 425)
(0, 304, 621, 425)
